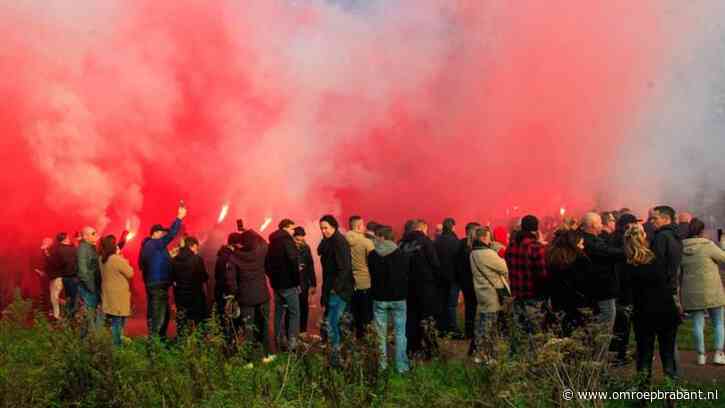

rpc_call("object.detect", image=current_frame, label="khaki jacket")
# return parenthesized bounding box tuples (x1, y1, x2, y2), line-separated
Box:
(346, 231, 375, 290)
(681, 238, 725, 311)
(101, 254, 135, 317)
(470, 243, 509, 314)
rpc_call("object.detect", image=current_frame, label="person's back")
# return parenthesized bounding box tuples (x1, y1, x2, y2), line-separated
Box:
(265, 229, 299, 291)
(368, 240, 409, 302)
(101, 254, 134, 317)
(227, 232, 270, 307)
(171, 247, 208, 301)
(681, 237, 725, 311)
(434, 231, 460, 286)
(346, 230, 374, 290)
(505, 232, 546, 301)
(400, 230, 440, 288)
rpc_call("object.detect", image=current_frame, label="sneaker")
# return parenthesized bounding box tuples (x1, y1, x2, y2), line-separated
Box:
(473, 357, 483, 364)
(697, 354, 706, 366)
(713, 351, 725, 365)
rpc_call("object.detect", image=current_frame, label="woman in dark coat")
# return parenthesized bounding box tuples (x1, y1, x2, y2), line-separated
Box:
(625, 225, 680, 384)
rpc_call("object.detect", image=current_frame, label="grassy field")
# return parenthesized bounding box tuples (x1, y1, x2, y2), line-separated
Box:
(2, 298, 724, 407)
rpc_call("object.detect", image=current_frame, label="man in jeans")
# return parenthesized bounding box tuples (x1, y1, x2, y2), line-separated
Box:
(265, 219, 301, 351)
(77, 226, 103, 336)
(505, 215, 548, 355)
(139, 203, 186, 339)
(368, 226, 410, 373)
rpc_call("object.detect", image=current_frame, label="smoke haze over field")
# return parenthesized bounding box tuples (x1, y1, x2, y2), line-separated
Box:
(1, 0, 724, 301)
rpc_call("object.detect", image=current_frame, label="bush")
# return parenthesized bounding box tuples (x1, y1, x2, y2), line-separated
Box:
(1, 298, 723, 407)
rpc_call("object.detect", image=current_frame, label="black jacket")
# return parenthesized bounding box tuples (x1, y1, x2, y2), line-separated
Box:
(368, 244, 409, 302)
(433, 232, 460, 285)
(455, 238, 474, 291)
(677, 222, 690, 241)
(171, 247, 209, 305)
(610, 229, 633, 306)
(214, 245, 235, 302)
(399, 231, 440, 289)
(582, 232, 625, 301)
(548, 254, 592, 312)
(651, 224, 683, 295)
(226, 234, 270, 307)
(47, 243, 78, 279)
(318, 230, 354, 305)
(627, 260, 679, 326)
(264, 229, 300, 291)
(297, 243, 317, 292)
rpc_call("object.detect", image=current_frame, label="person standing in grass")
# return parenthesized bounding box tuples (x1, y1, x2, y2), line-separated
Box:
(368, 225, 410, 373)
(100, 235, 134, 346)
(680, 218, 725, 365)
(625, 224, 680, 383)
(77, 227, 103, 336)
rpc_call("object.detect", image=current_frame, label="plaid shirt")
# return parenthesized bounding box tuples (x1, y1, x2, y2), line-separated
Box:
(505, 234, 548, 300)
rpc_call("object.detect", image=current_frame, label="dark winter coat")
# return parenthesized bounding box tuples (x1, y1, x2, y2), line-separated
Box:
(610, 229, 633, 306)
(318, 230, 354, 305)
(214, 245, 235, 303)
(264, 229, 300, 291)
(548, 253, 592, 312)
(139, 218, 182, 287)
(627, 259, 680, 326)
(368, 240, 409, 302)
(400, 230, 440, 294)
(226, 233, 270, 307)
(77, 240, 101, 293)
(433, 232, 460, 285)
(581, 232, 625, 301)
(651, 224, 684, 296)
(171, 247, 209, 308)
(297, 243, 317, 292)
(456, 238, 474, 292)
(47, 243, 78, 280)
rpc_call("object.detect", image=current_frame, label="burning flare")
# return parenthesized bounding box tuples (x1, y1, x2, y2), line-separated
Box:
(560, 207, 567, 217)
(260, 217, 273, 232)
(217, 202, 230, 224)
(124, 218, 138, 242)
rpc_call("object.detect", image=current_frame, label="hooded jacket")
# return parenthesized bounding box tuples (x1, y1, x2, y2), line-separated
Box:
(345, 230, 375, 290)
(680, 237, 725, 311)
(139, 218, 182, 287)
(77, 240, 100, 293)
(318, 230, 354, 305)
(171, 246, 209, 305)
(399, 230, 440, 290)
(265, 229, 300, 291)
(226, 232, 270, 307)
(470, 242, 508, 313)
(368, 240, 409, 302)
(433, 231, 460, 284)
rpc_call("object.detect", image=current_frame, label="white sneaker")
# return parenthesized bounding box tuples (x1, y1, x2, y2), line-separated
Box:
(697, 354, 706, 366)
(713, 351, 725, 365)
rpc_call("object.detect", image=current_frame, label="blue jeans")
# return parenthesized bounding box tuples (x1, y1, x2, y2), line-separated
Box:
(274, 287, 300, 349)
(79, 286, 104, 337)
(326, 294, 347, 352)
(62, 277, 80, 319)
(108, 315, 127, 346)
(472, 311, 497, 357)
(147, 285, 170, 339)
(692, 307, 725, 355)
(447, 283, 462, 334)
(511, 299, 544, 356)
(374, 300, 409, 373)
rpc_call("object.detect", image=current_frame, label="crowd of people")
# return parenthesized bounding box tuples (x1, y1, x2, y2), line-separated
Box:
(27, 203, 725, 382)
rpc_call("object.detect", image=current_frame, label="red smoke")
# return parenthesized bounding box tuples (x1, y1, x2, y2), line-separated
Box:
(0, 1, 670, 302)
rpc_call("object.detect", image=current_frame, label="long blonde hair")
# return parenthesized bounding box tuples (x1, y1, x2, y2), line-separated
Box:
(624, 225, 655, 266)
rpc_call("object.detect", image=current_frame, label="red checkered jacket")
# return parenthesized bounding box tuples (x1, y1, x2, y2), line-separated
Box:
(504, 233, 548, 300)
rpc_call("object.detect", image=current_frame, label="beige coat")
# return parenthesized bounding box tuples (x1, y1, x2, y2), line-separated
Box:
(346, 231, 375, 290)
(101, 254, 135, 317)
(681, 238, 725, 311)
(470, 244, 509, 314)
